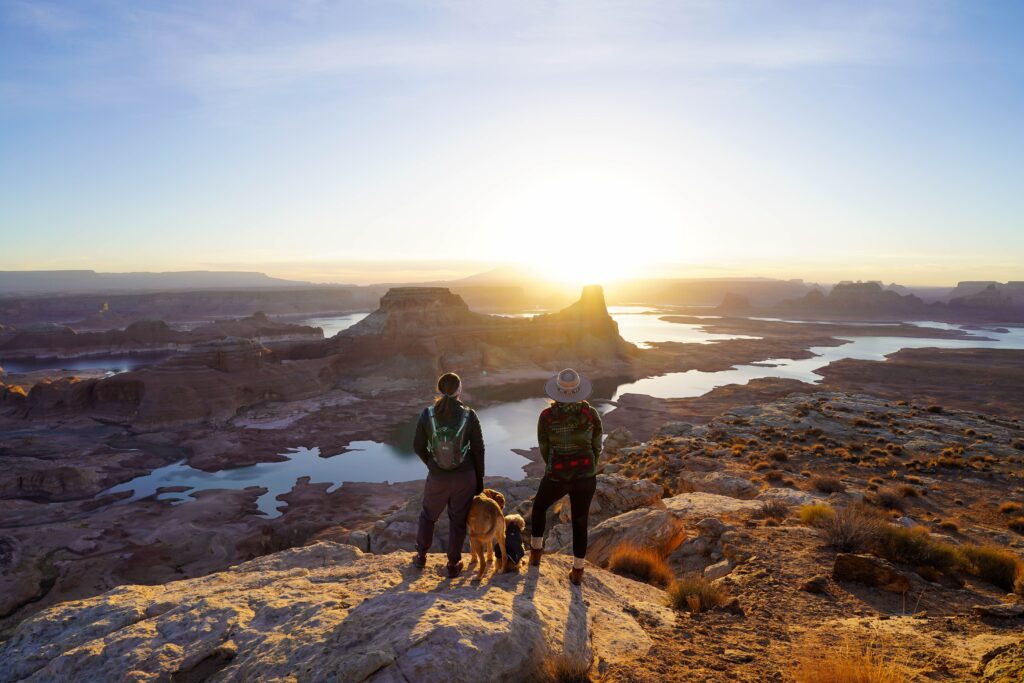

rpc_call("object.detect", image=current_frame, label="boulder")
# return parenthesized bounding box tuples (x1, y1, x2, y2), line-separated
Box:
(799, 575, 830, 594)
(557, 474, 663, 525)
(979, 640, 1024, 682)
(756, 488, 822, 507)
(654, 421, 695, 438)
(973, 603, 1024, 619)
(703, 560, 733, 581)
(603, 427, 638, 455)
(662, 492, 763, 519)
(0, 543, 675, 683)
(695, 518, 732, 539)
(584, 508, 687, 565)
(832, 553, 912, 593)
(679, 471, 759, 499)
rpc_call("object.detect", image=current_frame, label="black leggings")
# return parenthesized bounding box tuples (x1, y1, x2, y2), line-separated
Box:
(530, 475, 597, 559)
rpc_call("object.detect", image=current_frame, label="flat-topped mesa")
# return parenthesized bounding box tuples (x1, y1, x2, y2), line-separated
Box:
(324, 284, 636, 380)
(345, 287, 485, 339)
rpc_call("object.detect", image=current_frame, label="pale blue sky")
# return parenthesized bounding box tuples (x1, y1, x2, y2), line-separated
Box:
(1, 1, 1022, 285)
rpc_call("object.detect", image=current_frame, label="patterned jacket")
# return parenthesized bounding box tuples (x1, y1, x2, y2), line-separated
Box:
(537, 400, 602, 481)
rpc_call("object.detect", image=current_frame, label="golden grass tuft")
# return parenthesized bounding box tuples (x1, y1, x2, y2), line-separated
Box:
(529, 652, 592, 683)
(800, 503, 837, 526)
(997, 501, 1023, 515)
(792, 634, 924, 683)
(958, 545, 1022, 591)
(810, 475, 846, 494)
(1008, 518, 1024, 535)
(607, 544, 673, 588)
(667, 574, 729, 613)
(875, 525, 958, 571)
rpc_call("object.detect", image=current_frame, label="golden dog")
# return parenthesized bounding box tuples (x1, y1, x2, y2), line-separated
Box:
(467, 488, 507, 577)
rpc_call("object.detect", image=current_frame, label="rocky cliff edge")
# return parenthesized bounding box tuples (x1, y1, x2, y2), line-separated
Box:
(0, 543, 672, 683)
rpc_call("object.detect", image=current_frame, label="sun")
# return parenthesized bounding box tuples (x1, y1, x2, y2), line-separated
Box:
(480, 161, 680, 286)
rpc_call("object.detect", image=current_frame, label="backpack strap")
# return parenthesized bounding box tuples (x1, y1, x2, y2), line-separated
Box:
(426, 406, 438, 453)
(454, 408, 470, 436)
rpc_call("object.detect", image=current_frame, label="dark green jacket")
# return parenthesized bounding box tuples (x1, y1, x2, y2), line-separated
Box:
(413, 400, 485, 490)
(537, 400, 602, 481)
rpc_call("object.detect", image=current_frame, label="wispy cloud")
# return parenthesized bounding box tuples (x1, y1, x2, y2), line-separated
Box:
(1, 0, 955, 108)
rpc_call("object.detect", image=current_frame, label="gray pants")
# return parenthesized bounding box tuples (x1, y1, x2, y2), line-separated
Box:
(415, 468, 477, 565)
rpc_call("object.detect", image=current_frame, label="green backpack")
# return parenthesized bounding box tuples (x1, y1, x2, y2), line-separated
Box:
(427, 406, 471, 470)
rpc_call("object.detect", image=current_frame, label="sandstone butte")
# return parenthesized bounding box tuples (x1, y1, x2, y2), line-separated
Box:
(2, 285, 640, 426)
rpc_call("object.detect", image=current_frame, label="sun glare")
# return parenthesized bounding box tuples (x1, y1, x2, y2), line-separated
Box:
(481, 160, 682, 286)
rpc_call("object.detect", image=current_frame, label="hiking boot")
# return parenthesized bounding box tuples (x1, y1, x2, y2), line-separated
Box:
(412, 552, 427, 569)
(569, 567, 584, 586)
(446, 561, 464, 578)
(529, 548, 543, 567)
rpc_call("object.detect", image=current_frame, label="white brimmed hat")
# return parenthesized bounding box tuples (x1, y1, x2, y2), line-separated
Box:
(545, 368, 593, 403)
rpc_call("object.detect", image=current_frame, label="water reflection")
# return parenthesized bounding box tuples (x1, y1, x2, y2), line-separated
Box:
(94, 314, 1024, 507)
(0, 351, 174, 375)
(612, 331, 1024, 400)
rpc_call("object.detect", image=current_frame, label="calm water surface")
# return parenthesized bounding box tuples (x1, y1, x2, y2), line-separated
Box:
(96, 312, 1024, 512)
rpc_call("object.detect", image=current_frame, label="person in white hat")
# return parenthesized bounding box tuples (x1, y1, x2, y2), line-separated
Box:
(528, 368, 603, 585)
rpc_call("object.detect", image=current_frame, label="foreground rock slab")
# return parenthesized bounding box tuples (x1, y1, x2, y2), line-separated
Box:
(0, 542, 674, 683)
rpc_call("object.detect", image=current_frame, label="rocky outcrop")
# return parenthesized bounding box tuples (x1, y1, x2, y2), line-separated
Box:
(678, 471, 759, 499)
(0, 314, 321, 360)
(0, 543, 674, 683)
(0, 286, 381, 327)
(305, 285, 638, 381)
(979, 640, 1024, 682)
(584, 508, 687, 565)
(17, 339, 329, 425)
(777, 281, 930, 317)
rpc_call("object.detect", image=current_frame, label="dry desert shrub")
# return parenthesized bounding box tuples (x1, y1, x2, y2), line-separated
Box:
(792, 634, 923, 683)
(821, 505, 884, 552)
(957, 545, 1022, 592)
(1008, 518, 1024, 535)
(998, 501, 1024, 515)
(874, 488, 906, 511)
(769, 448, 789, 462)
(897, 484, 919, 498)
(800, 503, 837, 526)
(607, 544, 673, 588)
(874, 526, 958, 572)
(529, 652, 592, 683)
(810, 475, 846, 494)
(667, 575, 728, 613)
(937, 520, 960, 533)
(757, 498, 790, 521)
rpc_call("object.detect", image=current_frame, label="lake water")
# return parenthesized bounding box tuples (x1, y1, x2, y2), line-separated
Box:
(0, 351, 174, 375)
(301, 312, 370, 338)
(95, 311, 1024, 514)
